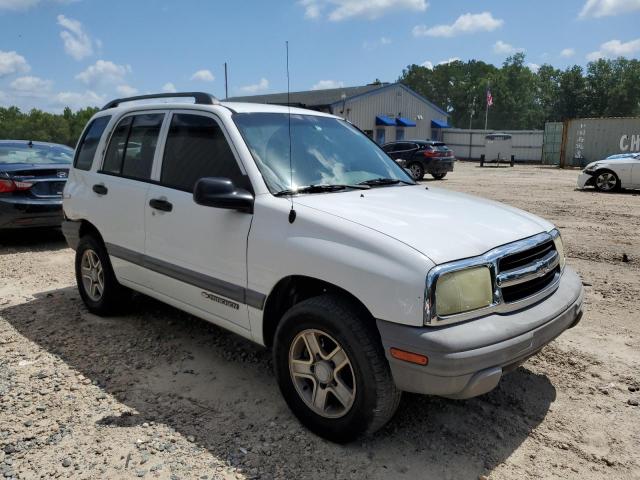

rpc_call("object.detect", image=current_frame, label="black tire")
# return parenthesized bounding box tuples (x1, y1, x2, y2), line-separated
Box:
(408, 162, 424, 180)
(593, 169, 620, 192)
(75, 234, 130, 315)
(273, 295, 401, 443)
(431, 172, 447, 180)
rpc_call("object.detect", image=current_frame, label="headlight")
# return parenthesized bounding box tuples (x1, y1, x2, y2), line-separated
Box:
(552, 231, 566, 270)
(435, 266, 493, 316)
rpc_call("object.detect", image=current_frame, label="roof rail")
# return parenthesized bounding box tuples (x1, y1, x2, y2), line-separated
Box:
(101, 92, 219, 110)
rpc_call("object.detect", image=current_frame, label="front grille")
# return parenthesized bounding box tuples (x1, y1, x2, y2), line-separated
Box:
(499, 240, 554, 271)
(501, 266, 559, 303)
(498, 239, 559, 303)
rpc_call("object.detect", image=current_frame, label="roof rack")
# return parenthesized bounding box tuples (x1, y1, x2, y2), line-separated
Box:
(101, 92, 219, 110)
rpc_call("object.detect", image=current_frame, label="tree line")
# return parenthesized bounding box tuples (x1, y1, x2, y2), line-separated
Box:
(399, 53, 640, 130)
(0, 106, 98, 147)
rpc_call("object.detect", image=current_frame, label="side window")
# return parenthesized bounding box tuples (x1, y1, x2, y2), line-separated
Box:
(102, 113, 164, 180)
(74, 115, 111, 170)
(161, 114, 245, 192)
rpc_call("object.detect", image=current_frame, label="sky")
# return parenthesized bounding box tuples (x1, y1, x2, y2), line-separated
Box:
(0, 0, 639, 112)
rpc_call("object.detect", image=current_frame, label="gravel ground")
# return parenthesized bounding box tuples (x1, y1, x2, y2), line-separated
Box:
(1, 161, 639, 480)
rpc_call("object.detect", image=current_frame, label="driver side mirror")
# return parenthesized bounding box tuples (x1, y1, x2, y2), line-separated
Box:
(193, 177, 254, 213)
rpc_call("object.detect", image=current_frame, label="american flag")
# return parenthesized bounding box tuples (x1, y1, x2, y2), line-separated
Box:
(486, 89, 494, 107)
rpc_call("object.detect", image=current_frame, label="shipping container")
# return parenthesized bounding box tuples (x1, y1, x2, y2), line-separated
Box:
(442, 129, 543, 162)
(548, 117, 640, 168)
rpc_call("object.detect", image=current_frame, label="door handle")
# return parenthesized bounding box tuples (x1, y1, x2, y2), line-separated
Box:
(149, 198, 173, 212)
(92, 184, 108, 195)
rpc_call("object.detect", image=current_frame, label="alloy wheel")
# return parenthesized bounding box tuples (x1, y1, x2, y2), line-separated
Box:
(80, 249, 104, 301)
(288, 329, 356, 418)
(595, 172, 617, 191)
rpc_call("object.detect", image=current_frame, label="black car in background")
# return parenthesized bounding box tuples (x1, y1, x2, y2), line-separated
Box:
(0, 140, 73, 230)
(382, 140, 455, 180)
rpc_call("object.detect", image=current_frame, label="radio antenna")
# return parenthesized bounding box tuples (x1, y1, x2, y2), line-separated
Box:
(286, 40, 296, 223)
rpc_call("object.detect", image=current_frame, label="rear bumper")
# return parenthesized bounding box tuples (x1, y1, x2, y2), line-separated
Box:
(425, 159, 455, 174)
(377, 267, 584, 399)
(0, 197, 63, 229)
(577, 172, 594, 189)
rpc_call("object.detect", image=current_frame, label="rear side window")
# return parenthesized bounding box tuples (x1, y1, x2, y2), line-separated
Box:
(102, 113, 164, 180)
(74, 116, 111, 170)
(161, 114, 245, 192)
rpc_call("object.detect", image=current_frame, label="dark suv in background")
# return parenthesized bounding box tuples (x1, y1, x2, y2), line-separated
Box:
(382, 140, 455, 180)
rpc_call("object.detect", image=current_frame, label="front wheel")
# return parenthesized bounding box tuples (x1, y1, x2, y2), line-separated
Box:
(273, 295, 401, 443)
(431, 172, 447, 180)
(408, 162, 424, 180)
(594, 170, 620, 192)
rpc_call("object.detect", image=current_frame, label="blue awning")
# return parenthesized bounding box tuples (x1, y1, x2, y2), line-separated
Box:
(375, 115, 396, 126)
(431, 119, 450, 128)
(396, 117, 416, 127)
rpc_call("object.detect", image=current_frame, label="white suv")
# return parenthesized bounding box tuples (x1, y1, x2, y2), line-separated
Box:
(62, 92, 584, 442)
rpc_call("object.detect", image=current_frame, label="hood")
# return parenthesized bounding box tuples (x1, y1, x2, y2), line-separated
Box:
(585, 154, 639, 169)
(294, 185, 553, 265)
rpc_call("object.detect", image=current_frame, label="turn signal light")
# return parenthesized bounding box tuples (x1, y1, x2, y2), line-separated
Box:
(390, 348, 428, 366)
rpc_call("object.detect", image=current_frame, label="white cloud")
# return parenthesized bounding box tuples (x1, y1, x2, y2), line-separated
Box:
(162, 82, 177, 93)
(560, 47, 576, 57)
(116, 84, 138, 96)
(579, 0, 640, 18)
(10, 75, 52, 92)
(527, 63, 541, 73)
(0, 0, 81, 9)
(493, 40, 524, 55)
(52, 90, 105, 109)
(301, 0, 428, 21)
(363, 36, 392, 49)
(0, 0, 40, 9)
(190, 69, 214, 82)
(586, 38, 640, 60)
(413, 11, 503, 38)
(238, 78, 269, 94)
(421, 60, 434, 69)
(57, 14, 93, 60)
(76, 60, 131, 86)
(0, 50, 30, 77)
(311, 80, 345, 90)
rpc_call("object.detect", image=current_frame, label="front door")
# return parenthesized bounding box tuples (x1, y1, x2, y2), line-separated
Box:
(144, 111, 253, 330)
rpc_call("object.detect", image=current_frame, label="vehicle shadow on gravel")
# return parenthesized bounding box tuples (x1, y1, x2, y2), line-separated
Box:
(2, 287, 556, 479)
(0, 228, 67, 255)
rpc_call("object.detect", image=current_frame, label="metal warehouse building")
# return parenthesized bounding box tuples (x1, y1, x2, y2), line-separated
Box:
(227, 82, 450, 145)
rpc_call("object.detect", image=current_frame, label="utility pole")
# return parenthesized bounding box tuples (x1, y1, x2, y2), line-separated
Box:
(224, 62, 228, 100)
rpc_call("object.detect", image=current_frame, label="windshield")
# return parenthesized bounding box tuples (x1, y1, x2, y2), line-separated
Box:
(233, 113, 413, 193)
(0, 142, 74, 165)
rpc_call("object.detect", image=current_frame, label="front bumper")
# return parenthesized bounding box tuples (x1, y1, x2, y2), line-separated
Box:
(577, 172, 594, 189)
(377, 267, 584, 399)
(0, 197, 63, 229)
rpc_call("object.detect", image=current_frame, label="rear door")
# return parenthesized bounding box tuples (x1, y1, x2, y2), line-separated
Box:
(91, 111, 166, 285)
(143, 110, 253, 330)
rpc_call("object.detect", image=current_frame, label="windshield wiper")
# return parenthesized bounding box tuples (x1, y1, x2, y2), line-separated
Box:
(274, 184, 370, 196)
(358, 177, 415, 187)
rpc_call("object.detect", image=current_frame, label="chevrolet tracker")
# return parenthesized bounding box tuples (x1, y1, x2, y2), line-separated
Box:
(62, 92, 584, 442)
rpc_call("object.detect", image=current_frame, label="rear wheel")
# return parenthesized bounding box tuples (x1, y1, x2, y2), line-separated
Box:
(594, 170, 620, 192)
(408, 162, 424, 180)
(431, 172, 447, 180)
(273, 295, 401, 443)
(75, 235, 130, 315)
